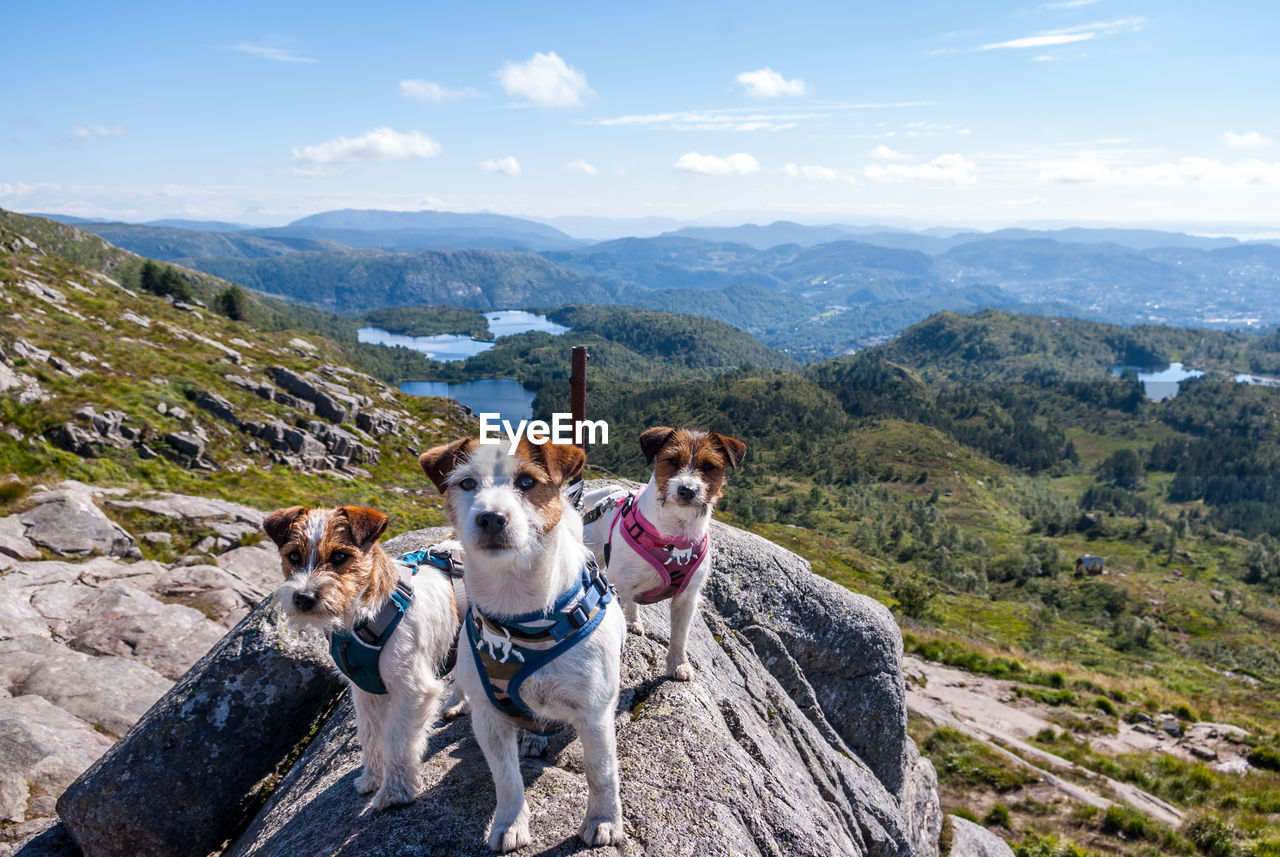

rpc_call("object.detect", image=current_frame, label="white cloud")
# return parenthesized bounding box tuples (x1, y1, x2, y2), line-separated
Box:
(982, 33, 1094, 50)
(566, 159, 598, 176)
(496, 51, 593, 107)
(73, 124, 124, 138)
(867, 145, 909, 160)
(399, 79, 480, 102)
(673, 152, 760, 176)
(782, 163, 857, 184)
(865, 153, 977, 186)
(1038, 159, 1118, 183)
(1134, 157, 1280, 187)
(291, 127, 441, 164)
(480, 156, 521, 176)
(1223, 130, 1273, 150)
(230, 42, 316, 63)
(981, 17, 1143, 50)
(736, 67, 808, 98)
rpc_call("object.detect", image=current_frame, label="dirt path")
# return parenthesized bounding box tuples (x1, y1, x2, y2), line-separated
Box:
(905, 656, 1186, 828)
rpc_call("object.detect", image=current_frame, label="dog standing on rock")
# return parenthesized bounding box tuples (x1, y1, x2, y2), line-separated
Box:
(420, 436, 626, 852)
(264, 505, 462, 811)
(581, 426, 746, 681)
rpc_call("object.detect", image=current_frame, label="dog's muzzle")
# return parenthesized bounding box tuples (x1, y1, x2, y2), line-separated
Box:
(472, 511, 515, 551)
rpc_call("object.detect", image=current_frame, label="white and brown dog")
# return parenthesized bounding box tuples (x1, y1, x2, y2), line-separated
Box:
(420, 436, 626, 852)
(264, 505, 462, 811)
(581, 427, 746, 681)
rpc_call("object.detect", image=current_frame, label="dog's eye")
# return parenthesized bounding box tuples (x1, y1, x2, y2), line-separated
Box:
(458, 477, 477, 491)
(515, 473, 536, 491)
(667, 457, 682, 467)
(330, 551, 348, 564)
(700, 462, 718, 472)
(287, 551, 302, 565)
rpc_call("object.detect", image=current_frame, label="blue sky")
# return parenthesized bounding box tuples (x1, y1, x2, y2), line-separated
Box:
(3, 0, 1278, 231)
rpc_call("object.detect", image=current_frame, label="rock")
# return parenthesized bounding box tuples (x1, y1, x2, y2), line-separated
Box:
(0, 696, 113, 824)
(29, 582, 226, 680)
(1189, 745, 1218, 761)
(356, 408, 399, 436)
(0, 516, 42, 560)
(1159, 715, 1183, 738)
(194, 391, 240, 427)
(17, 488, 139, 559)
(57, 600, 346, 857)
(161, 431, 205, 460)
(106, 494, 262, 526)
(4, 819, 83, 857)
(899, 743, 944, 857)
(268, 366, 318, 403)
(139, 531, 171, 545)
(226, 605, 912, 857)
(216, 544, 283, 599)
(45, 423, 101, 458)
(947, 815, 1015, 857)
(0, 635, 172, 738)
(0, 580, 48, 641)
(312, 391, 348, 424)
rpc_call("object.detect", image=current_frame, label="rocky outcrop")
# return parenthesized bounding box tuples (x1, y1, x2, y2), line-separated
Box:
(56, 600, 345, 857)
(16, 485, 139, 559)
(0, 697, 113, 824)
(946, 816, 1015, 857)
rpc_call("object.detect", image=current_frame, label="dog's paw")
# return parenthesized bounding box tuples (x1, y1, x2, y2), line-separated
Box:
(519, 731, 548, 757)
(354, 770, 381, 794)
(370, 779, 417, 811)
(627, 620, 646, 635)
(579, 817, 626, 847)
(442, 698, 470, 720)
(667, 662, 694, 681)
(488, 821, 532, 852)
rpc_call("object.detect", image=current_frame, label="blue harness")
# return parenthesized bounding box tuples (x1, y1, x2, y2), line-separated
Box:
(466, 559, 613, 734)
(329, 548, 464, 695)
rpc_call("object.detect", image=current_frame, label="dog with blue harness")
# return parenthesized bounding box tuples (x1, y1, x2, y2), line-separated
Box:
(420, 436, 627, 852)
(265, 505, 465, 811)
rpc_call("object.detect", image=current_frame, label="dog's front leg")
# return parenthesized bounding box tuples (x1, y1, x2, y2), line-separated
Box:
(622, 597, 645, 635)
(576, 709, 625, 846)
(665, 587, 698, 681)
(472, 704, 530, 852)
(352, 689, 387, 795)
(371, 683, 440, 810)
(442, 683, 470, 719)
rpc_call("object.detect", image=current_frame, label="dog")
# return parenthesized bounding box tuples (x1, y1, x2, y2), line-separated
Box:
(264, 505, 462, 810)
(581, 427, 746, 681)
(420, 436, 626, 852)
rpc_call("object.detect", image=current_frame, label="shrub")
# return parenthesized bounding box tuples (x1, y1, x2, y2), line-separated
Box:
(985, 803, 1011, 830)
(1095, 697, 1118, 716)
(1248, 745, 1280, 772)
(1183, 813, 1238, 857)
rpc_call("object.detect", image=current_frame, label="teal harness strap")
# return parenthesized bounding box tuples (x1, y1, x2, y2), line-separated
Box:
(329, 548, 463, 695)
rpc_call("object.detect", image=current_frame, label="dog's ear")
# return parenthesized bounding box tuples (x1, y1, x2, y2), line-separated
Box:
(529, 442, 586, 487)
(340, 506, 388, 550)
(263, 506, 306, 548)
(710, 433, 747, 469)
(419, 437, 477, 494)
(639, 426, 676, 465)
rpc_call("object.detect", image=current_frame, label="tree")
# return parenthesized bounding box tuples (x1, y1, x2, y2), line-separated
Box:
(138, 260, 161, 295)
(216, 285, 249, 321)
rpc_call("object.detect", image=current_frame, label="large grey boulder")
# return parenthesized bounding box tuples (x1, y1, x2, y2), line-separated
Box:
(0, 635, 172, 738)
(216, 544, 282, 599)
(56, 599, 346, 857)
(17, 488, 138, 559)
(947, 816, 1015, 857)
(0, 696, 113, 824)
(226, 603, 912, 857)
(0, 516, 41, 561)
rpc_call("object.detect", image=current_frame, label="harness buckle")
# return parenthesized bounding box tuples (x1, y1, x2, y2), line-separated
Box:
(568, 605, 590, 628)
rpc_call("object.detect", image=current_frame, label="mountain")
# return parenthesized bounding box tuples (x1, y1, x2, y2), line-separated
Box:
(183, 246, 616, 312)
(278, 208, 585, 251)
(73, 222, 333, 261)
(145, 218, 253, 232)
(660, 221, 866, 249)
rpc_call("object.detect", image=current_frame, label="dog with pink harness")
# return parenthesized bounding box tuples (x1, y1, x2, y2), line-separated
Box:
(581, 426, 746, 681)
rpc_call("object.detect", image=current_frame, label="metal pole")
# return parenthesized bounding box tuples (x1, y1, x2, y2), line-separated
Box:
(570, 346, 589, 449)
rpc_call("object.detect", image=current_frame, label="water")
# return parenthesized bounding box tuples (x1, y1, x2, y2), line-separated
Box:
(399, 379, 537, 422)
(1110, 362, 1204, 401)
(356, 310, 568, 362)
(1236, 372, 1280, 388)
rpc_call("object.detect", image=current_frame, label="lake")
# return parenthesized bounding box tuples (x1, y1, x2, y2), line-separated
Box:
(1110, 362, 1204, 400)
(362, 310, 567, 422)
(399, 379, 537, 422)
(356, 310, 569, 362)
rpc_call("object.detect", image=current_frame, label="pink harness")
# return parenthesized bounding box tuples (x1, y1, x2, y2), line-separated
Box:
(606, 490, 708, 604)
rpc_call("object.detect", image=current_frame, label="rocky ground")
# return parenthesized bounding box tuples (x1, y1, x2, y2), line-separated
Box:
(0, 479, 280, 845)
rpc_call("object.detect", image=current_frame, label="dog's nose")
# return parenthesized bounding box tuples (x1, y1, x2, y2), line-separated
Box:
(677, 485, 697, 502)
(475, 511, 508, 531)
(293, 591, 317, 612)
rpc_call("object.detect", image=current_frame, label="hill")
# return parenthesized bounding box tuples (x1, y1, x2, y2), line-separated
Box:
(73, 222, 333, 261)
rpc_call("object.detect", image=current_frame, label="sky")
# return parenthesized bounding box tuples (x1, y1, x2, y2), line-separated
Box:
(3, 0, 1278, 232)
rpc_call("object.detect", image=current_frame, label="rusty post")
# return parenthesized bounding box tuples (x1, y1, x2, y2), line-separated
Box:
(570, 346, 589, 449)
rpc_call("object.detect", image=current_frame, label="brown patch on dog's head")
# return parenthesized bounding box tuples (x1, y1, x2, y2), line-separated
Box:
(641, 427, 747, 508)
(512, 440, 585, 535)
(419, 437, 479, 494)
(267, 505, 397, 624)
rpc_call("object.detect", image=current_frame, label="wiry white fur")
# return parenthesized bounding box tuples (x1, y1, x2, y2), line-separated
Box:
(582, 469, 717, 682)
(447, 441, 625, 852)
(273, 513, 462, 811)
